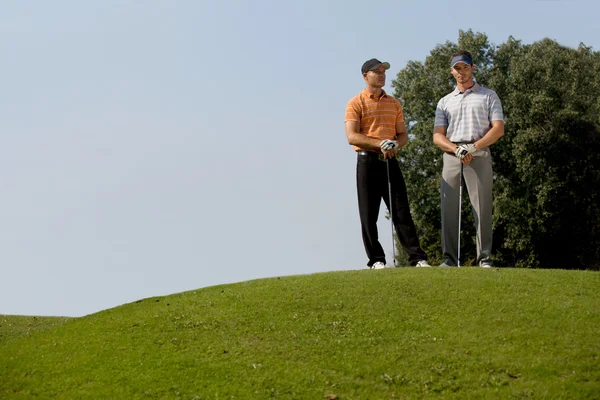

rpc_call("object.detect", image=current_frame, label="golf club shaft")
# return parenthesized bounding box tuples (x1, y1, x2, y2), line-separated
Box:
(386, 159, 396, 267)
(458, 163, 463, 267)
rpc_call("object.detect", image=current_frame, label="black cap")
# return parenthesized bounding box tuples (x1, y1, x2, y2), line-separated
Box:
(361, 58, 391, 74)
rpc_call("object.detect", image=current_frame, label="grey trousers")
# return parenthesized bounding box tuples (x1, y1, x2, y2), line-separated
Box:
(441, 150, 493, 266)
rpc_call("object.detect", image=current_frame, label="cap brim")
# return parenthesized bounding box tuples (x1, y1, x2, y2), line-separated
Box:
(451, 61, 470, 68)
(381, 62, 390, 70)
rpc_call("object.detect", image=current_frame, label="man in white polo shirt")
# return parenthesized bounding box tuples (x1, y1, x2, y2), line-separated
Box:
(433, 51, 504, 268)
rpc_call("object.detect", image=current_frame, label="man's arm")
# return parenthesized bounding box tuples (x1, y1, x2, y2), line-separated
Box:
(395, 120, 408, 148)
(474, 120, 504, 149)
(345, 121, 398, 158)
(433, 126, 457, 153)
(345, 121, 384, 150)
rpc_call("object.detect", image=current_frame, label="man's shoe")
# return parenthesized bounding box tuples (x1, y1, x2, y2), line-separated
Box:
(415, 260, 431, 267)
(480, 262, 493, 268)
(371, 261, 386, 269)
(439, 260, 455, 267)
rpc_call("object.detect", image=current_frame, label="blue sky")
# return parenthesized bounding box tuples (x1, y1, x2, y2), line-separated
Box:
(2, 0, 598, 317)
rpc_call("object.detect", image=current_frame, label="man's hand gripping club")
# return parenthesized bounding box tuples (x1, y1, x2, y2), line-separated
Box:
(455, 143, 476, 159)
(455, 143, 476, 164)
(380, 139, 398, 159)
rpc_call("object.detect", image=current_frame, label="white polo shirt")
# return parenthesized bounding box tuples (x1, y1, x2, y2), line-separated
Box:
(434, 83, 504, 143)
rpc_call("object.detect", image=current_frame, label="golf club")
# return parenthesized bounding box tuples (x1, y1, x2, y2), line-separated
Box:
(386, 159, 396, 267)
(458, 163, 463, 268)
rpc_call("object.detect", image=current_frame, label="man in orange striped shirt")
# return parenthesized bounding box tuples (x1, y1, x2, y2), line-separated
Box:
(345, 58, 429, 269)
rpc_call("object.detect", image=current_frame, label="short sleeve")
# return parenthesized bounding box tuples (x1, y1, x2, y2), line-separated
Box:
(395, 100, 404, 123)
(434, 99, 448, 127)
(345, 97, 361, 122)
(489, 92, 504, 122)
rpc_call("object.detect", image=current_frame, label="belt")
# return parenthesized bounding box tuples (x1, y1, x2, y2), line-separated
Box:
(357, 150, 386, 161)
(356, 150, 381, 156)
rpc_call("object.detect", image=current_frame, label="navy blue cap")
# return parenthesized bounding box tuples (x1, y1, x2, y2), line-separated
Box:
(450, 55, 473, 68)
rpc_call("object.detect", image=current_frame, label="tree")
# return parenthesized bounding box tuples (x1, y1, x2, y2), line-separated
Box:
(391, 30, 600, 269)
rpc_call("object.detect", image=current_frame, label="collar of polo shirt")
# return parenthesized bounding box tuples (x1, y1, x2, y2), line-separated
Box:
(453, 83, 481, 96)
(363, 89, 388, 99)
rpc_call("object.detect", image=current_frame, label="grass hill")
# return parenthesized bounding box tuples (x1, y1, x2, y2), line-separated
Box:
(1, 268, 599, 399)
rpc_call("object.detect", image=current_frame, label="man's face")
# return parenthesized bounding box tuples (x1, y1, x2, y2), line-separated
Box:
(363, 64, 387, 88)
(451, 62, 475, 85)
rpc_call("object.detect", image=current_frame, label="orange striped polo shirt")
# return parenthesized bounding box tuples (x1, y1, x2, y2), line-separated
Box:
(345, 89, 404, 151)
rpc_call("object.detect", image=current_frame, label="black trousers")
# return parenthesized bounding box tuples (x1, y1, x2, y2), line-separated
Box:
(356, 151, 427, 266)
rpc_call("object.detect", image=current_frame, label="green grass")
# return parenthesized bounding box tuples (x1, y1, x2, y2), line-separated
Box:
(0, 315, 73, 342)
(1, 268, 599, 399)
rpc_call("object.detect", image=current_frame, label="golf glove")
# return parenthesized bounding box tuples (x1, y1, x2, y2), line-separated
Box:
(380, 139, 397, 151)
(455, 143, 476, 159)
